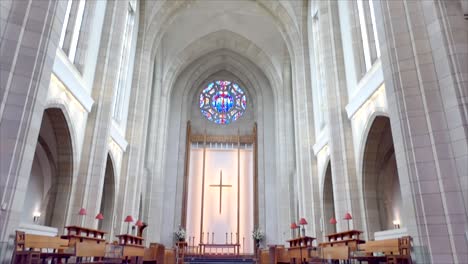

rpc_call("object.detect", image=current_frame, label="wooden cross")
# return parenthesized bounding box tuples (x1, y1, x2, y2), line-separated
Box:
(209, 170, 232, 214)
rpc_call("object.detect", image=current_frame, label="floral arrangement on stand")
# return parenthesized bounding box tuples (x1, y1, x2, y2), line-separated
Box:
(252, 227, 264, 248)
(175, 226, 186, 242)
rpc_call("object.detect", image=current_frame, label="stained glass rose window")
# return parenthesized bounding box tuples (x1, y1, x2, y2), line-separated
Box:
(199, 80, 247, 124)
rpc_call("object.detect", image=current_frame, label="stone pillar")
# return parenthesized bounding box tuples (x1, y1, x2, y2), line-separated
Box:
(374, 0, 468, 262)
(317, 0, 363, 233)
(116, 9, 153, 236)
(280, 54, 295, 242)
(300, 8, 321, 237)
(70, 1, 128, 228)
(0, 0, 66, 261)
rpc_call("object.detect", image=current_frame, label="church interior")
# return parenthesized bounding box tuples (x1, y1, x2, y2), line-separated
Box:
(1, 0, 467, 263)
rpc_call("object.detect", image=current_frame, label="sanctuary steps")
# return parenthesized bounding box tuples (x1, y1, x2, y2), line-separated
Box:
(184, 254, 255, 264)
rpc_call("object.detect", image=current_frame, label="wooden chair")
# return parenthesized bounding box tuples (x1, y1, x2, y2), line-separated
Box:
(143, 243, 165, 264)
(321, 246, 349, 261)
(12, 231, 73, 264)
(387, 236, 412, 264)
(259, 249, 269, 264)
(164, 248, 176, 264)
(267, 245, 289, 264)
(12, 231, 40, 264)
(353, 236, 412, 264)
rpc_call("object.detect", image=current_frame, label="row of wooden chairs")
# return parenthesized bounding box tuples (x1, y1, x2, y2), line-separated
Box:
(11, 231, 179, 264)
(259, 236, 412, 264)
(12, 231, 73, 263)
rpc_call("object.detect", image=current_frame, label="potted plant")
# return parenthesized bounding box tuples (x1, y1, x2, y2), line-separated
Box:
(252, 227, 264, 248)
(175, 226, 186, 242)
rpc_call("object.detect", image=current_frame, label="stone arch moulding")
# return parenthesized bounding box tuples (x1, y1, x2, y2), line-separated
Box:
(154, 49, 279, 246)
(321, 160, 336, 237)
(319, 155, 331, 193)
(357, 109, 389, 179)
(160, 30, 282, 99)
(143, 0, 301, 67)
(40, 107, 75, 231)
(184, 53, 266, 110)
(99, 153, 116, 239)
(359, 114, 402, 239)
(45, 102, 78, 173)
(106, 150, 118, 189)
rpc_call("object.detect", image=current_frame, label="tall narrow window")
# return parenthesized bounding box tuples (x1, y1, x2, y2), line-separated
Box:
(357, 0, 372, 71)
(59, 0, 73, 48)
(58, 0, 86, 64)
(68, 0, 86, 63)
(112, 3, 135, 123)
(369, 0, 380, 58)
(312, 13, 326, 129)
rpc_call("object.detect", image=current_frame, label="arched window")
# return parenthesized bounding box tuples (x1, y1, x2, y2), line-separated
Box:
(199, 80, 247, 125)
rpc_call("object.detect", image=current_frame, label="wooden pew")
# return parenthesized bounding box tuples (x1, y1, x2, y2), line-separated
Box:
(144, 243, 165, 264)
(286, 237, 315, 264)
(164, 248, 176, 264)
(62, 226, 108, 262)
(268, 245, 289, 264)
(359, 239, 400, 255)
(321, 246, 349, 261)
(116, 234, 145, 263)
(12, 231, 73, 263)
(259, 248, 270, 264)
(352, 236, 412, 264)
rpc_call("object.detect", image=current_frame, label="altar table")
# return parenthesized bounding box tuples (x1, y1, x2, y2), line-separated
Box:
(199, 243, 240, 255)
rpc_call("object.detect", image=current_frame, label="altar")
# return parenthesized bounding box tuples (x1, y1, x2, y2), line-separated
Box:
(17, 223, 58, 237)
(199, 243, 241, 255)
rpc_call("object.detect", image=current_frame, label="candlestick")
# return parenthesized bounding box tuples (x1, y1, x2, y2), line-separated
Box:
(212, 232, 214, 244)
(207, 232, 209, 244)
(230, 232, 233, 244)
(226, 233, 228, 244)
(202, 232, 204, 243)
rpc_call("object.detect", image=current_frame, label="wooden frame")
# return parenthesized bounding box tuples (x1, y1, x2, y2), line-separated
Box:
(181, 122, 259, 251)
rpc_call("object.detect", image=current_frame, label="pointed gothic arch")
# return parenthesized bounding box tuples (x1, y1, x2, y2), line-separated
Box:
(99, 154, 116, 239)
(321, 160, 336, 238)
(361, 115, 402, 239)
(23, 108, 74, 230)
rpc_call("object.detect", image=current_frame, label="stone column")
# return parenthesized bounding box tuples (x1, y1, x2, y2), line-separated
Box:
(317, 0, 363, 233)
(115, 10, 153, 236)
(69, 1, 128, 228)
(298, 4, 321, 239)
(374, 0, 468, 262)
(0, 0, 66, 260)
(279, 54, 295, 242)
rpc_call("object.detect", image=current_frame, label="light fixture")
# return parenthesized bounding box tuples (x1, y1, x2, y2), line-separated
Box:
(96, 213, 104, 220)
(299, 218, 308, 237)
(343, 212, 352, 230)
(290, 222, 298, 238)
(124, 215, 134, 234)
(33, 211, 41, 223)
(78, 207, 87, 226)
(393, 219, 400, 229)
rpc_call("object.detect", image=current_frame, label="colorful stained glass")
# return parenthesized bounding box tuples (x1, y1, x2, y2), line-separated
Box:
(199, 80, 247, 124)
